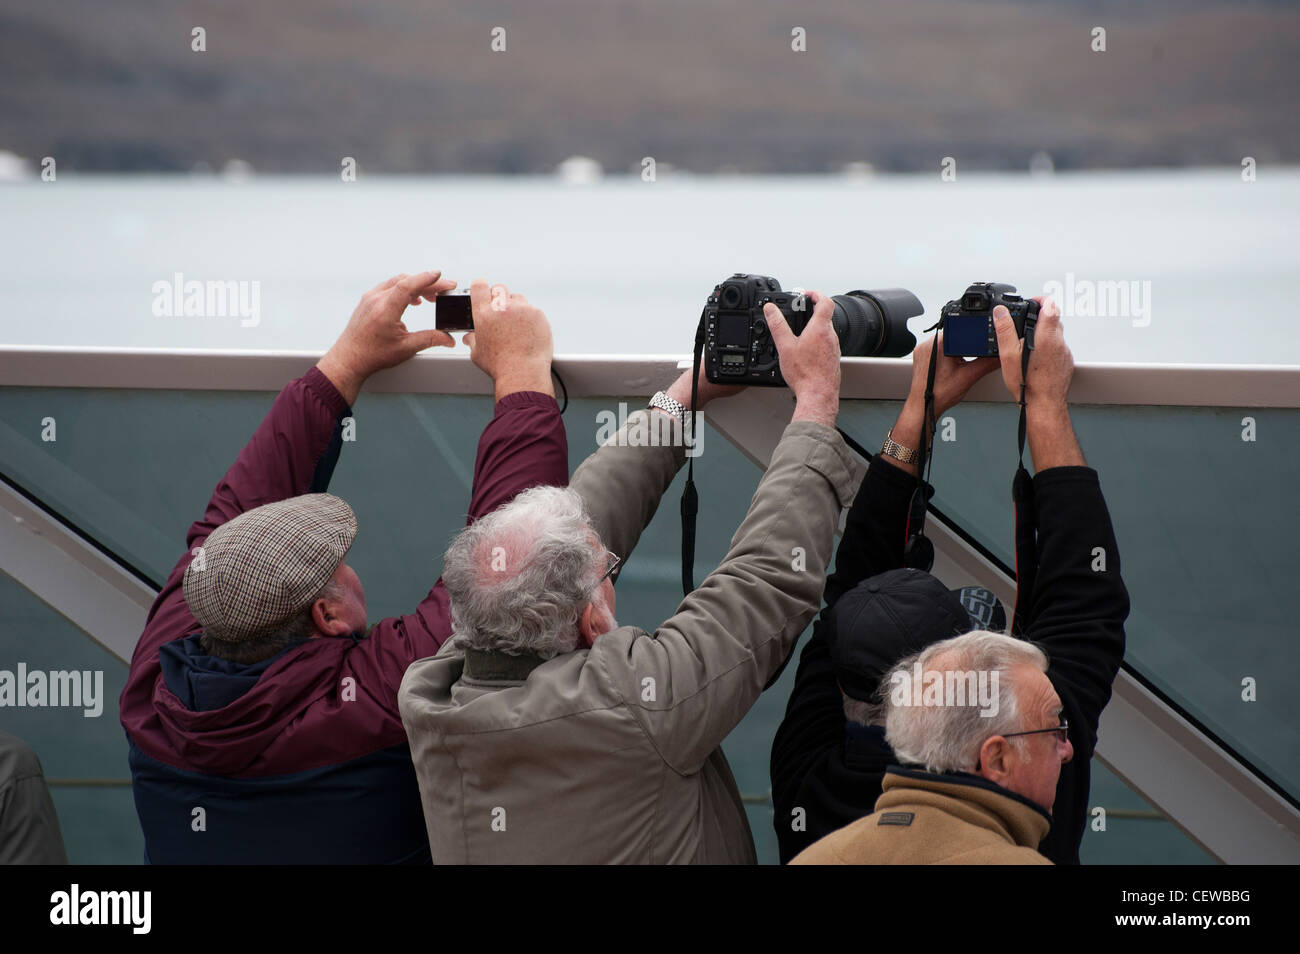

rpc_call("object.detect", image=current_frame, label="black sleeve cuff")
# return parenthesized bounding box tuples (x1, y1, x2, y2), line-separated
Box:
(867, 454, 936, 500)
(1032, 465, 1100, 490)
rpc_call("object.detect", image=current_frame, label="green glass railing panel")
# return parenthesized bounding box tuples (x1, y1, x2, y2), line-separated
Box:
(0, 387, 301, 584)
(1080, 760, 1214, 864)
(0, 570, 141, 864)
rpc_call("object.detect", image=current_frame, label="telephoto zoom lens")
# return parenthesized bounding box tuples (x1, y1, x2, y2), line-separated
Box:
(830, 289, 923, 357)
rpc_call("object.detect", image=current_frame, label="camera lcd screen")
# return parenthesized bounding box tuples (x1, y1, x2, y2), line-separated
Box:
(943, 316, 994, 357)
(435, 294, 474, 332)
(718, 313, 750, 347)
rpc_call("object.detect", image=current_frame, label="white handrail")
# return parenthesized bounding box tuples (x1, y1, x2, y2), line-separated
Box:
(2, 347, 1298, 407)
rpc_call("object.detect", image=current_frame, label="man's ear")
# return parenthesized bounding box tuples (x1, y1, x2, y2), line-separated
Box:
(311, 597, 352, 637)
(577, 602, 599, 648)
(977, 735, 1012, 785)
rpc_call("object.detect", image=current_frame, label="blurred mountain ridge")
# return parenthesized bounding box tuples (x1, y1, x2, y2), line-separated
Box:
(2, 0, 1296, 173)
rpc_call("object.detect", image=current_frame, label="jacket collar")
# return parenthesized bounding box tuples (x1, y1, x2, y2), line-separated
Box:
(463, 648, 550, 683)
(843, 722, 891, 771)
(881, 765, 1053, 849)
(159, 633, 309, 712)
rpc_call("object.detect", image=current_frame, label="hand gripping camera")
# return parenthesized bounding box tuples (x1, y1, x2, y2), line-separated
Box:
(703, 273, 923, 386)
(939, 282, 1040, 358)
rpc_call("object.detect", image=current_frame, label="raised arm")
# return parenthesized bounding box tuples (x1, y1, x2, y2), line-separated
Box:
(993, 299, 1127, 723)
(768, 456, 917, 843)
(123, 272, 458, 728)
(770, 331, 998, 850)
(459, 279, 563, 519)
(185, 269, 457, 549)
(827, 331, 998, 604)
(199, 271, 457, 570)
(992, 299, 1129, 862)
(570, 366, 738, 575)
(363, 279, 569, 697)
(599, 293, 859, 771)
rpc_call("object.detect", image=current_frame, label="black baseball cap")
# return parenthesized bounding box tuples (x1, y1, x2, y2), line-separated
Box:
(826, 568, 1007, 702)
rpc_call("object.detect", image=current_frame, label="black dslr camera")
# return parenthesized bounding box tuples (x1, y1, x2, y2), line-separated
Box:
(940, 282, 1040, 358)
(704, 273, 923, 386)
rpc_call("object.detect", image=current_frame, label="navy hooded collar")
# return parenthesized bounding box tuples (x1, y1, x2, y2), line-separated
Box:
(159, 633, 310, 712)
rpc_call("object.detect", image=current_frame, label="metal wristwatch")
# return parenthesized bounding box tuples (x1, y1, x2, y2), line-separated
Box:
(648, 390, 688, 425)
(881, 427, 920, 465)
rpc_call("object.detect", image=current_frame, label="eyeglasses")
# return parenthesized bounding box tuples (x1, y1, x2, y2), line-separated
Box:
(1002, 719, 1070, 744)
(595, 550, 621, 588)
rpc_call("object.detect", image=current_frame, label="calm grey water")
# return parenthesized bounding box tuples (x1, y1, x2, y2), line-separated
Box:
(2, 171, 1298, 365)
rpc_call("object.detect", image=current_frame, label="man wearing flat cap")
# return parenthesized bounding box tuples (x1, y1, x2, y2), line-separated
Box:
(772, 301, 1128, 864)
(120, 272, 567, 863)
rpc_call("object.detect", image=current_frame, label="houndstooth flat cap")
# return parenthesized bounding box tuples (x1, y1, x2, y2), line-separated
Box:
(182, 493, 357, 643)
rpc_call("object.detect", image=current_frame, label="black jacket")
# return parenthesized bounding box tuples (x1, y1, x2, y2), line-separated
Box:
(770, 453, 1129, 864)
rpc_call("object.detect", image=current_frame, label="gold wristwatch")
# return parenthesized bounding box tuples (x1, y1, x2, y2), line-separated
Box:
(881, 427, 920, 465)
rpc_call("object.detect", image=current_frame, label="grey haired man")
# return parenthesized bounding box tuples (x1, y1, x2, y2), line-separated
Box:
(399, 291, 860, 863)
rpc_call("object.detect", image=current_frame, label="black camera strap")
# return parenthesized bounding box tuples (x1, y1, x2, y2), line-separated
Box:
(1011, 337, 1037, 637)
(680, 308, 708, 595)
(902, 321, 942, 571)
(902, 322, 1039, 636)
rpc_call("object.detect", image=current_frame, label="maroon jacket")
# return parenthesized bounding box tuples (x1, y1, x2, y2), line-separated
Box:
(120, 367, 568, 863)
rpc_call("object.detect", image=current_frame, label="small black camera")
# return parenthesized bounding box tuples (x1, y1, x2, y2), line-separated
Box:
(704, 273, 922, 386)
(940, 282, 1040, 358)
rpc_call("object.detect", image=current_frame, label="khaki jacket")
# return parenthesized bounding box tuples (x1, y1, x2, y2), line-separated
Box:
(0, 731, 67, 864)
(790, 767, 1054, 865)
(399, 410, 858, 863)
